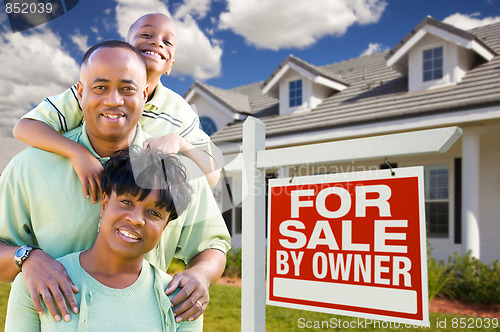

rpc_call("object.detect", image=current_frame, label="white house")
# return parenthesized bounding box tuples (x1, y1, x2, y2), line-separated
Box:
(185, 17, 500, 264)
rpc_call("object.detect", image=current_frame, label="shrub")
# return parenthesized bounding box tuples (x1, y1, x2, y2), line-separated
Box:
(223, 248, 242, 279)
(446, 251, 500, 304)
(427, 254, 454, 301)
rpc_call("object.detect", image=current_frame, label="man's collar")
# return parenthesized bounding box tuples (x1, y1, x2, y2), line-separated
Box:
(77, 122, 149, 162)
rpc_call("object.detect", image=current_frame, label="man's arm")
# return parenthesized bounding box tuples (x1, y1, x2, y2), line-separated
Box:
(165, 249, 226, 322)
(0, 242, 79, 321)
(0, 241, 22, 282)
(13, 119, 103, 202)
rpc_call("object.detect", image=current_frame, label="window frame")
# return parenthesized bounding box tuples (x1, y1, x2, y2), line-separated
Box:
(422, 46, 444, 82)
(288, 79, 303, 108)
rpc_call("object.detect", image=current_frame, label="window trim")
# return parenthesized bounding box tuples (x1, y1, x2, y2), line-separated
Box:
(412, 41, 451, 91)
(422, 46, 443, 82)
(400, 159, 455, 243)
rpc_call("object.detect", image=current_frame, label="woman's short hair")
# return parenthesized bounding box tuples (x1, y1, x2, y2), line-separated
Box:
(101, 147, 192, 222)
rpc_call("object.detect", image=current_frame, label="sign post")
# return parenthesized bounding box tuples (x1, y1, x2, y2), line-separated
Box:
(267, 167, 429, 326)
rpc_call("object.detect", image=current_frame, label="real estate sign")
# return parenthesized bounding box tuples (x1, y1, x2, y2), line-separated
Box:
(266, 167, 429, 326)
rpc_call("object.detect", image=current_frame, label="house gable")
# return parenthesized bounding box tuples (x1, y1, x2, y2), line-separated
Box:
(262, 55, 349, 116)
(387, 16, 496, 92)
(185, 82, 248, 135)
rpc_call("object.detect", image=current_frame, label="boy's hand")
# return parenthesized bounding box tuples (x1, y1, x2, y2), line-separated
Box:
(22, 249, 79, 322)
(69, 148, 103, 203)
(143, 134, 187, 155)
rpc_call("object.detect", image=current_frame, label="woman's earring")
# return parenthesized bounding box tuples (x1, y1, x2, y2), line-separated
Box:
(97, 219, 101, 233)
(156, 243, 160, 257)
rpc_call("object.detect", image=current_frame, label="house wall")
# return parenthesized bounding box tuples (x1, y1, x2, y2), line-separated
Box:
(189, 94, 233, 133)
(479, 130, 500, 264)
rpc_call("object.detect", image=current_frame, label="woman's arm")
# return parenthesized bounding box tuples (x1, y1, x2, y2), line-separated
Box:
(5, 273, 42, 332)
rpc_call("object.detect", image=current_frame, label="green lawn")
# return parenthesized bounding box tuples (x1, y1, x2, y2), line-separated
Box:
(1, 282, 498, 331)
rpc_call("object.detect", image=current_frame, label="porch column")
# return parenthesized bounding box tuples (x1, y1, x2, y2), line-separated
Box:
(461, 128, 481, 258)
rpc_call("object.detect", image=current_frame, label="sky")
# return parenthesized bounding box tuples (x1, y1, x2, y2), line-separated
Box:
(1, 0, 500, 135)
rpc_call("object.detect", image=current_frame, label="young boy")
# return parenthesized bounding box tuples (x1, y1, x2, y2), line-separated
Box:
(13, 13, 221, 203)
(5, 148, 202, 331)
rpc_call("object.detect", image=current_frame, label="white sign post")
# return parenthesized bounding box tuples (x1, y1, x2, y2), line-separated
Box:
(267, 167, 429, 326)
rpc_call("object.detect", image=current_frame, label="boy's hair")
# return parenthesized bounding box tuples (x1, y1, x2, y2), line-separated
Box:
(101, 148, 192, 222)
(81, 40, 146, 67)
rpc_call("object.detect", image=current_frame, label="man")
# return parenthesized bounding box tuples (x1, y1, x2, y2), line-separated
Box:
(0, 41, 230, 323)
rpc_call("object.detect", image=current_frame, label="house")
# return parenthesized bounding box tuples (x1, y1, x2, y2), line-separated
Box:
(185, 17, 500, 264)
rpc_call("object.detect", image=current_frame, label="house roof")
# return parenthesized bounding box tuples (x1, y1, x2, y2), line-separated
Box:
(208, 19, 500, 144)
(185, 81, 252, 114)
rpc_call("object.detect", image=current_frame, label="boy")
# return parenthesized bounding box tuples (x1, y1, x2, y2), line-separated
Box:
(13, 13, 221, 203)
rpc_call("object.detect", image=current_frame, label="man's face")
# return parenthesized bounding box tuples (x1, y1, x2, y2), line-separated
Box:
(77, 47, 148, 142)
(127, 14, 177, 76)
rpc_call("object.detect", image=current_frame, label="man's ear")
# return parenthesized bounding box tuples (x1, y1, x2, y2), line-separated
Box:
(143, 84, 149, 102)
(165, 59, 175, 76)
(76, 81, 84, 102)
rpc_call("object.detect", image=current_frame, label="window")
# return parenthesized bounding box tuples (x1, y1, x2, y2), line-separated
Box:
(424, 164, 449, 238)
(289, 79, 303, 107)
(199, 116, 217, 136)
(423, 47, 443, 82)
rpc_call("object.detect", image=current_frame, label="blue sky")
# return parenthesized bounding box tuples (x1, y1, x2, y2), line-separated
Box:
(1, 0, 500, 131)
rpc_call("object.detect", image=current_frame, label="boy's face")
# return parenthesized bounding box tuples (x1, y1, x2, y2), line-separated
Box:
(99, 190, 170, 259)
(77, 47, 148, 143)
(127, 14, 177, 76)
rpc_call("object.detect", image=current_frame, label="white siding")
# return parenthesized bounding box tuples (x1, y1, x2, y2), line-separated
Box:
(189, 94, 233, 133)
(479, 130, 500, 264)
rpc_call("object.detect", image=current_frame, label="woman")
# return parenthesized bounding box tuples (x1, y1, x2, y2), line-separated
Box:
(5, 148, 199, 331)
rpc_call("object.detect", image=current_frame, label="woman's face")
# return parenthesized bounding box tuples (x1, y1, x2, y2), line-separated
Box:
(99, 189, 170, 259)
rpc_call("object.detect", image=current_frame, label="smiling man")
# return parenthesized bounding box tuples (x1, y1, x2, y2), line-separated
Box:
(0, 40, 230, 324)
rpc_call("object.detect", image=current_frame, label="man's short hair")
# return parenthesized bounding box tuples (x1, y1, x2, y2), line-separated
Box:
(81, 40, 146, 68)
(101, 148, 193, 222)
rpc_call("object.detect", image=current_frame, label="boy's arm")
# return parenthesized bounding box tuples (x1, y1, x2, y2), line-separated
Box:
(144, 134, 221, 187)
(13, 119, 103, 202)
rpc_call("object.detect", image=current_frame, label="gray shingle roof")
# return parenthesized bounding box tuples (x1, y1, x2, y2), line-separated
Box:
(209, 19, 500, 144)
(186, 81, 252, 114)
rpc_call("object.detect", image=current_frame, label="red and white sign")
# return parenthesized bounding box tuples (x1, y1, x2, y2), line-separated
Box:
(266, 167, 429, 326)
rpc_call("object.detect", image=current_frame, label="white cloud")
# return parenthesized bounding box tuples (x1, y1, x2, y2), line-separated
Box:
(114, 0, 222, 80)
(0, 26, 79, 135)
(70, 30, 90, 52)
(219, 0, 387, 50)
(173, 15, 222, 80)
(443, 12, 500, 30)
(360, 42, 386, 56)
(114, 0, 171, 39)
(173, 0, 211, 20)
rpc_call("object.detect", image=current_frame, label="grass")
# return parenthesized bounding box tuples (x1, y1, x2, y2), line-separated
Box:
(1, 282, 498, 331)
